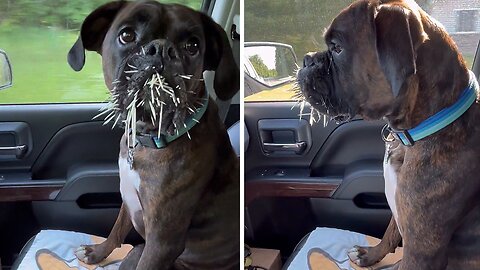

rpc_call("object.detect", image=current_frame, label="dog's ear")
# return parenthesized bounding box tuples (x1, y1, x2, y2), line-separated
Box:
(374, 5, 428, 97)
(201, 14, 239, 100)
(68, 1, 128, 71)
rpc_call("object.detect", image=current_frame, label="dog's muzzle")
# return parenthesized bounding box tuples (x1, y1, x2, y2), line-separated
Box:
(296, 51, 354, 123)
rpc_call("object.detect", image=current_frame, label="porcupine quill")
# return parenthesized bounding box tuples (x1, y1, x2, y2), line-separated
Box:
(94, 62, 205, 157)
(290, 82, 330, 128)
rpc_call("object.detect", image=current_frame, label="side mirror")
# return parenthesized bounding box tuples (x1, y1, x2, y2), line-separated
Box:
(0, 50, 13, 90)
(244, 42, 297, 89)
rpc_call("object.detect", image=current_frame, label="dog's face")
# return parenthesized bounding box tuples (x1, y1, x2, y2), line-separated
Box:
(297, 0, 428, 122)
(68, 1, 239, 135)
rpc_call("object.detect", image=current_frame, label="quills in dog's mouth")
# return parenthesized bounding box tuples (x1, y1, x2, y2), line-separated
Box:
(292, 80, 353, 126)
(291, 85, 353, 126)
(291, 82, 334, 127)
(93, 71, 206, 146)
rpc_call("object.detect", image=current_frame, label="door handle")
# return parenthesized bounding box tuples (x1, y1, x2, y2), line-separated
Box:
(258, 119, 312, 156)
(263, 142, 306, 154)
(0, 145, 28, 159)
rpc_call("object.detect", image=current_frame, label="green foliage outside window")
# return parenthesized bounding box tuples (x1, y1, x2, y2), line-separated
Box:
(0, 0, 201, 104)
(249, 55, 277, 78)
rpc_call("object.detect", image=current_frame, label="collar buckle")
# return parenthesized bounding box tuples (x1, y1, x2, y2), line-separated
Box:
(382, 124, 415, 146)
(152, 135, 167, 149)
(381, 124, 395, 143)
(391, 128, 415, 146)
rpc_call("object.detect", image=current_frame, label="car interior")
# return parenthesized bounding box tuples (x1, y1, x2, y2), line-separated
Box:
(1, 0, 480, 269)
(243, 1, 480, 267)
(0, 0, 239, 269)
(244, 27, 480, 269)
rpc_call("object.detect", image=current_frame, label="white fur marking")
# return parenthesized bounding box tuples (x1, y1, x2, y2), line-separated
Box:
(118, 157, 144, 233)
(383, 144, 402, 236)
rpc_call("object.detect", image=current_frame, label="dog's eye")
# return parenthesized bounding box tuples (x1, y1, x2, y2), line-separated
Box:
(330, 43, 343, 54)
(184, 37, 200, 55)
(119, 28, 136, 45)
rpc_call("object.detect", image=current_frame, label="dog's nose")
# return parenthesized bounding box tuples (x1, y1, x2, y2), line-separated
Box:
(144, 40, 178, 61)
(303, 53, 316, 67)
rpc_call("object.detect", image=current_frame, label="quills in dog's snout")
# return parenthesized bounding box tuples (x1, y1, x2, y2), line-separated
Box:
(124, 73, 177, 145)
(94, 70, 207, 149)
(290, 84, 331, 128)
(176, 74, 204, 82)
(93, 87, 121, 127)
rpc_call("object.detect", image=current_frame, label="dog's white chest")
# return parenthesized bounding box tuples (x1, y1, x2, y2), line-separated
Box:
(383, 144, 401, 234)
(118, 157, 144, 234)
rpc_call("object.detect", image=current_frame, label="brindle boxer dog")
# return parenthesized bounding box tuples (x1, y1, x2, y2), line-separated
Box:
(297, 0, 480, 269)
(67, 1, 239, 269)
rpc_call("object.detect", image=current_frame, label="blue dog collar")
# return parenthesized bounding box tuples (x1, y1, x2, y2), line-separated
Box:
(388, 70, 479, 146)
(135, 89, 209, 149)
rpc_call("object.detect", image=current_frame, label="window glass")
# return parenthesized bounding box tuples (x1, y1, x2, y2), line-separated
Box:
(245, 0, 480, 102)
(0, 0, 201, 104)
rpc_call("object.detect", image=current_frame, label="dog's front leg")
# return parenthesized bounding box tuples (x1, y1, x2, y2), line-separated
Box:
(397, 235, 449, 270)
(76, 203, 133, 264)
(349, 217, 402, 267)
(133, 177, 207, 270)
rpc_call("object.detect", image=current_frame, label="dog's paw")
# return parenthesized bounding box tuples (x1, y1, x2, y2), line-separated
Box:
(75, 245, 107, 265)
(348, 245, 382, 267)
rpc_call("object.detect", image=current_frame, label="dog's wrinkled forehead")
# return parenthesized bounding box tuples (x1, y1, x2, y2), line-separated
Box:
(325, 1, 374, 43)
(107, 2, 204, 48)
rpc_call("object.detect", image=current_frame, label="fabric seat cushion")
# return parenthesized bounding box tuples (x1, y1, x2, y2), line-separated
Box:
(284, 227, 403, 270)
(14, 230, 132, 270)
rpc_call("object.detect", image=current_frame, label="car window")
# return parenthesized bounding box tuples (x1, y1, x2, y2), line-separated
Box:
(0, 0, 201, 105)
(245, 0, 480, 102)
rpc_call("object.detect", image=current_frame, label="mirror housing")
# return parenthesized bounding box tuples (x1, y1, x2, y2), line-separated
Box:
(244, 42, 298, 89)
(0, 50, 13, 90)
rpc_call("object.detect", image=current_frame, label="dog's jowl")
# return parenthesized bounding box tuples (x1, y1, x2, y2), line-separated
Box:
(67, 1, 239, 269)
(298, 0, 480, 269)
